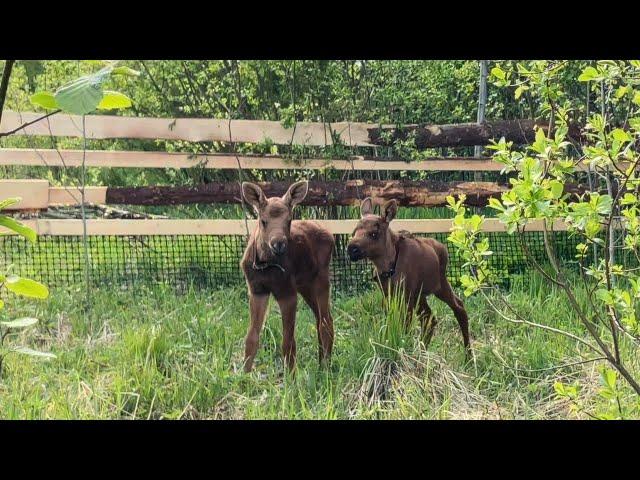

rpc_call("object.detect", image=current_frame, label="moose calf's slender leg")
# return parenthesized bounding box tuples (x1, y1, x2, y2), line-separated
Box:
(300, 281, 334, 366)
(435, 280, 471, 355)
(244, 293, 270, 373)
(418, 299, 438, 347)
(276, 294, 298, 371)
(315, 276, 334, 365)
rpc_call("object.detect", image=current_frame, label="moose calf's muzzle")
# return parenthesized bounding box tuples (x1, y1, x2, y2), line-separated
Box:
(347, 243, 364, 261)
(270, 238, 288, 256)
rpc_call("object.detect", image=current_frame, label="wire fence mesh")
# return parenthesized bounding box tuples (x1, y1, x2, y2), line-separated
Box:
(0, 230, 596, 296)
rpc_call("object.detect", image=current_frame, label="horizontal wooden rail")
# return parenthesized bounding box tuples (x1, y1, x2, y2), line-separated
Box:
(0, 111, 378, 146)
(0, 218, 569, 236)
(0, 148, 504, 171)
(1, 111, 566, 148)
(1, 180, 107, 209)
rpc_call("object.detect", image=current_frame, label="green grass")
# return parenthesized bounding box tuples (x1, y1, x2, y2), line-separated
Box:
(2, 272, 639, 419)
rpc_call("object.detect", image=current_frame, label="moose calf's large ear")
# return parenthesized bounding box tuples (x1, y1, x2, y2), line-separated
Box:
(382, 199, 398, 223)
(282, 180, 308, 208)
(360, 197, 374, 217)
(242, 182, 266, 212)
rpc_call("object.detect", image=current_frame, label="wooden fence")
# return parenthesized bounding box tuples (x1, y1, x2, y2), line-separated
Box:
(0, 110, 570, 235)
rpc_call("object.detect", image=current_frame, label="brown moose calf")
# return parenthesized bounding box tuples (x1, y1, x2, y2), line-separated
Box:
(240, 180, 335, 372)
(347, 197, 471, 355)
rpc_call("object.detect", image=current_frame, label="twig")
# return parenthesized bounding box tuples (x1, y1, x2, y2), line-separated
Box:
(0, 109, 61, 138)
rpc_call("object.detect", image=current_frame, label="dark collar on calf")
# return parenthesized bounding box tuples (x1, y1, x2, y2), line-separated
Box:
(375, 236, 404, 281)
(252, 242, 286, 273)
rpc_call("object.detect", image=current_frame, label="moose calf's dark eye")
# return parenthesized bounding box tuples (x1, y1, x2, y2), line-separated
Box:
(369, 232, 378, 240)
(261, 219, 267, 227)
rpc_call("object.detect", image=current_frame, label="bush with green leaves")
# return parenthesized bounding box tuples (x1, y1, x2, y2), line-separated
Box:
(447, 60, 640, 412)
(0, 197, 54, 375)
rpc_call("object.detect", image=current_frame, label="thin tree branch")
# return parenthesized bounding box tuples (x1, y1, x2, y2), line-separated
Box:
(0, 109, 61, 138)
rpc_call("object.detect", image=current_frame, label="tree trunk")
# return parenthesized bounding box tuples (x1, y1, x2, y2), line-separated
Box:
(106, 179, 587, 208)
(367, 119, 583, 148)
(0, 60, 16, 126)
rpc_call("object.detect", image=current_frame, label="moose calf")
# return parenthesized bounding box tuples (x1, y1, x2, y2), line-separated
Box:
(347, 197, 471, 355)
(240, 180, 335, 372)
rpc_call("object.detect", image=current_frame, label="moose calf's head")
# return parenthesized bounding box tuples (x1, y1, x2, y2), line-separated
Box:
(347, 197, 398, 262)
(242, 180, 309, 256)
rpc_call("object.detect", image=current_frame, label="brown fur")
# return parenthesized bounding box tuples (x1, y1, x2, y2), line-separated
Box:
(347, 197, 471, 355)
(240, 180, 335, 372)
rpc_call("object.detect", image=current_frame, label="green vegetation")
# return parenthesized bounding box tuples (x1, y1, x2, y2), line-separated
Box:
(0, 273, 637, 419)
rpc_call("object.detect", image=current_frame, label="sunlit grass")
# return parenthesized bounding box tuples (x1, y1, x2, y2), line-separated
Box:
(1, 272, 638, 419)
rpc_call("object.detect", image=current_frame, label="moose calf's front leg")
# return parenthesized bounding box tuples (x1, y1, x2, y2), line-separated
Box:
(244, 293, 269, 373)
(277, 294, 298, 371)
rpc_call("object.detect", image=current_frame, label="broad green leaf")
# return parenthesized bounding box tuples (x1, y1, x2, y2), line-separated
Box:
(30, 91, 59, 110)
(633, 91, 640, 106)
(549, 180, 563, 199)
(0, 215, 37, 243)
(490, 66, 505, 80)
(0, 317, 38, 329)
(54, 70, 110, 115)
(112, 66, 140, 77)
(612, 128, 632, 143)
(514, 85, 528, 100)
(97, 91, 132, 110)
(0, 299, 3, 309)
(0, 197, 20, 210)
(578, 66, 599, 82)
(600, 367, 617, 390)
(21, 60, 44, 92)
(4, 275, 49, 299)
(615, 86, 629, 98)
(8, 346, 56, 359)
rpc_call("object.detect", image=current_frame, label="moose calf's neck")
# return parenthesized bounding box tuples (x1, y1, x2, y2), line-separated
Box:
(371, 228, 401, 275)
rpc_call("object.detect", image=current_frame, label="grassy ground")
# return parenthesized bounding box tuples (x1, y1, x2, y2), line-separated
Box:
(1, 273, 639, 419)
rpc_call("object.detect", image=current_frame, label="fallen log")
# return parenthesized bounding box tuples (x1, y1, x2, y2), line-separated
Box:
(367, 119, 583, 148)
(106, 179, 539, 208)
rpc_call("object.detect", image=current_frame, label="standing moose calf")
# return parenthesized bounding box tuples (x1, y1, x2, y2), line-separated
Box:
(347, 198, 471, 355)
(240, 180, 335, 372)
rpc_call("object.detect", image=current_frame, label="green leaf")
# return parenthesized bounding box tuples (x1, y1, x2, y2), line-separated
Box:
(0, 197, 20, 210)
(488, 197, 504, 211)
(97, 91, 132, 110)
(514, 85, 528, 100)
(615, 86, 629, 98)
(0, 299, 4, 309)
(600, 367, 617, 390)
(4, 275, 49, 299)
(490, 66, 506, 80)
(633, 91, 640, 106)
(29, 91, 59, 110)
(0, 215, 37, 243)
(549, 180, 563, 199)
(612, 128, 632, 143)
(111, 66, 140, 77)
(54, 70, 110, 115)
(8, 346, 56, 359)
(578, 66, 599, 82)
(0, 317, 38, 329)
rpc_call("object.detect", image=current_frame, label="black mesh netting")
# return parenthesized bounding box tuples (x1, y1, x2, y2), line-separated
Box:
(0, 231, 602, 295)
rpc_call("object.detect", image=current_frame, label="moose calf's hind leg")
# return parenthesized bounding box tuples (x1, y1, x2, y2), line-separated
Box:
(435, 281, 471, 356)
(244, 293, 270, 373)
(419, 301, 438, 348)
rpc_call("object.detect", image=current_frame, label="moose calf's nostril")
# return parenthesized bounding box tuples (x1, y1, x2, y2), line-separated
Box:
(271, 240, 287, 255)
(347, 245, 361, 259)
